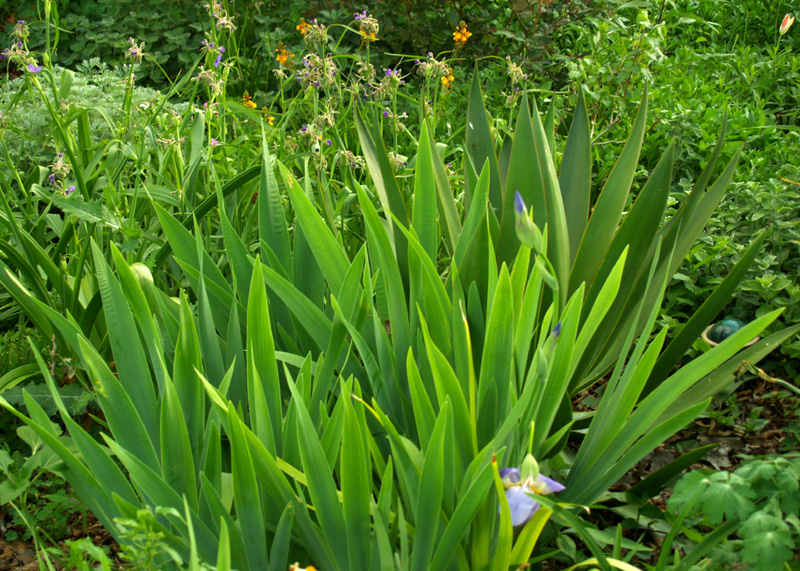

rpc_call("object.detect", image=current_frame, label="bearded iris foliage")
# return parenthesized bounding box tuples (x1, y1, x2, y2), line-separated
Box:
(0, 68, 796, 571)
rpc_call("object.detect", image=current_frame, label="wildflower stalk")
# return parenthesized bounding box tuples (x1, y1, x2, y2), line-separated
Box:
(27, 73, 89, 200)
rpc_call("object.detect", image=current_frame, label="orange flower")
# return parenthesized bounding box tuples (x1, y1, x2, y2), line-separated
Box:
(297, 18, 310, 35)
(441, 72, 455, 89)
(453, 21, 472, 47)
(359, 30, 377, 44)
(242, 91, 257, 109)
(780, 13, 795, 36)
(275, 42, 293, 66)
(268, 115, 275, 126)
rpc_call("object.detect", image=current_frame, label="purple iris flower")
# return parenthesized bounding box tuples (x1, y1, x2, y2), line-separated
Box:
(214, 54, 222, 68)
(514, 191, 526, 218)
(499, 467, 564, 527)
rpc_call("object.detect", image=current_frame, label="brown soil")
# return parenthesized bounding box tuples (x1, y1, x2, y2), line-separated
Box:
(0, 510, 121, 571)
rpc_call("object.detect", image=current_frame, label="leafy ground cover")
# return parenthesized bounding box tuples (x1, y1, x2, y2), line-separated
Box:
(0, 0, 798, 569)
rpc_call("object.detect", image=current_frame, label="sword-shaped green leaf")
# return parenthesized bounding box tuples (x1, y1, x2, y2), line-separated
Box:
(559, 90, 592, 263)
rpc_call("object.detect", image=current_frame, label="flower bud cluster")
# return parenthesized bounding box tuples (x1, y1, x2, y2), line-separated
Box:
(354, 11, 379, 44)
(371, 68, 403, 100)
(296, 52, 338, 89)
(303, 19, 327, 46)
(203, 1, 236, 31)
(501, 57, 528, 108)
(337, 149, 365, 169)
(387, 151, 408, 171)
(415, 53, 450, 80)
(383, 108, 408, 133)
(1, 21, 42, 73)
(126, 37, 145, 65)
(48, 153, 75, 196)
(200, 38, 226, 68)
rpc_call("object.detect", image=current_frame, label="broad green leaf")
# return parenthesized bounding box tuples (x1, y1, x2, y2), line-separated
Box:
(559, 90, 591, 263)
(465, 68, 502, 211)
(285, 377, 349, 569)
(341, 383, 372, 569)
(355, 183, 411, 387)
(153, 203, 233, 331)
(259, 129, 292, 276)
(227, 405, 270, 570)
(570, 87, 648, 296)
(426, 123, 461, 250)
(280, 161, 349, 294)
(498, 94, 542, 267)
(91, 241, 158, 442)
(410, 402, 449, 571)
(478, 265, 513, 440)
(413, 121, 439, 263)
(110, 244, 170, 391)
(160, 379, 198, 511)
(529, 96, 571, 300)
(78, 336, 160, 471)
(247, 261, 282, 455)
(173, 293, 205, 467)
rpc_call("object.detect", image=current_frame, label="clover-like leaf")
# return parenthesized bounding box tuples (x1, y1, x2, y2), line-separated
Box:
(667, 469, 713, 514)
(739, 510, 793, 570)
(700, 472, 756, 525)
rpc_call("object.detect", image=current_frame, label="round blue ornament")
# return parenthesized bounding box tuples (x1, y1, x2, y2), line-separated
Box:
(708, 318, 746, 343)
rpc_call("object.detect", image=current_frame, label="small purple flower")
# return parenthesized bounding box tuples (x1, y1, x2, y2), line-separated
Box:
(301, 125, 307, 132)
(48, 174, 55, 184)
(210, 138, 219, 146)
(553, 322, 562, 340)
(66, 185, 75, 195)
(499, 460, 565, 527)
(27, 64, 42, 73)
(514, 191, 526, 218)
(214, 54, 222, 67)
(383, 111, 390, 117)
(219, 46, 225, 53)
(325, 139, 332, 146)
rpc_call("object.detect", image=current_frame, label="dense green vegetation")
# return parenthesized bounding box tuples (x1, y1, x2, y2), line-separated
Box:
(0, 1, 797, 569)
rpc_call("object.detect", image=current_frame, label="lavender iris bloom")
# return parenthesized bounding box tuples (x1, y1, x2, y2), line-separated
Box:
(499, 457, 565, 527)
